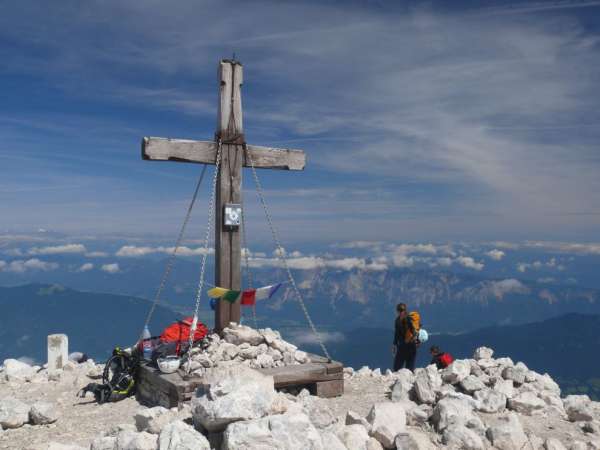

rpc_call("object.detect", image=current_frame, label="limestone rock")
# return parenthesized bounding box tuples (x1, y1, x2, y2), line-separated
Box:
(30, 401, 58, 425)
(346, 410, 371, 430)
(222, 412, 323, 450)
(441, 360, 471, 385)
(390, 369, 415, 402)
(413, 365, 442, 404)
(442, 424, 486, 450)
(486, 413, 528, 450)
(3, 358, 36, 382)
(134, 406, 175, 434)
(339, 424, 370, 450)
(90, 436, 118, 450)
(564, 395, 595, 422)
(473, 347, 494, 360)
(320, 431, 347, 450)
(460, 375, 486, 394)
(158, 420, 210, 450)
(222, 324, 264, 346)
(367, 437, 384, 450)
(191, 365, 276, 432)
(115, 430, 158, 450)
(44, 444, 87, 450)
(508, 391, 547, 415)
(0, 397, 30, 429)
(545, 437, 568, 450)
(502, 366, 526, 385)
(395, 429, 438, 450)
(432, 397, 475, 432)
(365, 402, 407, 448)
(474, 388, 507, 413)
(493, 378, 515, 399)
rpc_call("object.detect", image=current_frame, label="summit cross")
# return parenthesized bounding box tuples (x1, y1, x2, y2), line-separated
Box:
(141, 59, 306, 332)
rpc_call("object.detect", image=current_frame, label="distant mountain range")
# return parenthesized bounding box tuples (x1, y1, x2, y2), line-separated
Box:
(299, 313, 600, 400)
(0, 284, 180, 364)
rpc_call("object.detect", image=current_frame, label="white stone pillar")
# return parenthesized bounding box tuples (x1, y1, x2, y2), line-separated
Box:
(47, 334, 68, 372)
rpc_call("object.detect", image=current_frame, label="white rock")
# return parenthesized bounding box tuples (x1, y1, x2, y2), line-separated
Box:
(474, 388, 507, 413)
(432, 397, 475, 432)
(259, 327, 281, 345)
(45, 444, 87, 450)
(346, 410, 371, 430)
(29, 401, 58, 425)
(413, 365, 442, 405)
(473, 347, 494, 360)
(460, 375, 486, 394)
(564, 395, 595, 422)
(320, 431, 347, 450)
(191, 365, 276, 432)
(357, 366, 372, 377)
(495, 357, 514, 367)
(508, 391, 547, 415)
(395, 429, 438, 450)
(390, 369, 415, 402)
(367, 437, 384, 450)
(297, 395, 336, 430)
(134, 406, 175, 434)
(115, 430, 158, 450)
(534, 373, 561, 396)
(267, 347, 283, 361)
(222, 412, 324, 450)
(90, 436, 117, 450)
(270, 338, 297, 354)
(477, 358, 498, 370)
(493, 378, 515, 399)
(502, 366, 526, 385)
(366, 402, 407, 449)
(256, 353, 274, 368)
(441, 360, 471, 384)
(570, 441, 588, 450)
(0, 397, 30, 429)
(158, 420, 210, 450)
(339, 424, 370, 450)
(486, 413, 528, 450)
(545, 437, 568, 450)
(295, 350, 309, 364)
(442, 424, 486, 450)
(223, 324, 265, 346)
(3, 359, 36, 382)
(539, 391, 566, 416)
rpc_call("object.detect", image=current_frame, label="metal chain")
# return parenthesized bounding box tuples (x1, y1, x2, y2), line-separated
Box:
(244, 146, 332, 361)
(186, 140, 223, 371)
(240, 193, 258, 329)
(140, 163, 208, 340)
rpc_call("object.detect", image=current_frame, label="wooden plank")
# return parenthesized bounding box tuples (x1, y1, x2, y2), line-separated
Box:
(143, 137, 305, 171)
(246, 145, 306, 171)
(314, 379, 344, 398)
(142, 137, 216, 164)
(218, 60, 243, 142)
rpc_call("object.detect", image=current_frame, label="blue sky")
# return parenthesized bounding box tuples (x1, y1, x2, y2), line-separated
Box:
(1, 0, 600, 245)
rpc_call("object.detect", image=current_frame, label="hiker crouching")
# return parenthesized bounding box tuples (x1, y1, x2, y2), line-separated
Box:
(392, 302, 420, 372)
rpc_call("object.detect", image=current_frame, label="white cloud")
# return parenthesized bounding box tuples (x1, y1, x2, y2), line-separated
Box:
(516, 257, 564, 273)
(486, 249, 505, 261)
(286, 330, 345, 346)
(77, 262, 94, 272)
(455, 256, 484, 271)
(101, 263, 120, 274)
(249, 255, 387, 271)
(523, 241, 600, 255)
(488, 279, 529, 299)
(537, 277, 556, 284)
(0, 260, 6, 270)
(27, 244, 87, 255)
(85, 251, 108, 257)
(392, 254, 415, 268)
(0, 258, 59, 273)
(115, 245, 213, 257)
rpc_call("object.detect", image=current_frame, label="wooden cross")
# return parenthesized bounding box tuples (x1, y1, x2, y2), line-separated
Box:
(141, 59, 306, 332)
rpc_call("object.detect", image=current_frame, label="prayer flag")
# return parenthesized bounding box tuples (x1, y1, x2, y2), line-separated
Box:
(241, 289, 256, 306)
(209, 298, 217, 311)
(222, 290, 241, 303)
(208, 287, 229, 298)
(255, 283, 283, 301)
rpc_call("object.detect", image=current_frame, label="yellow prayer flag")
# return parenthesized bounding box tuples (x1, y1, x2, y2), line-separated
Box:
(208, 287, 229, 298)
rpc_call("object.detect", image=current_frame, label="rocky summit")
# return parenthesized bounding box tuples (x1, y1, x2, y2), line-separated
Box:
(1, 337, 600, 449)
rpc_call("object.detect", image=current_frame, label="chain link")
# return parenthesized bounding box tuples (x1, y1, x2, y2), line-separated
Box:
(140, 164, 208, 340)
(186, 140, 223, 372)
(244, 146, 332, 361)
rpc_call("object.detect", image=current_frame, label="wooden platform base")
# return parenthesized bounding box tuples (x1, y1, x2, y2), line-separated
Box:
(136, 353, 344, 409)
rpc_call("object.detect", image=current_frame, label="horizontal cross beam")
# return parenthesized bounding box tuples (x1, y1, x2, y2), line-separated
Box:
(142, 137, 306, 171)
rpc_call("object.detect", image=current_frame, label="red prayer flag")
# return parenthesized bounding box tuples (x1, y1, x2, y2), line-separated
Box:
(241, 289, 256, 306)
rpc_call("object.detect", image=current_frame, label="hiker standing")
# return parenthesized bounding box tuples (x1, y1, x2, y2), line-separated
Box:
(392, 303, 420, 372)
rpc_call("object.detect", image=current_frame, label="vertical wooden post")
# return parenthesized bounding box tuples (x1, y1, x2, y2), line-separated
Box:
(215, 60, 243, 332)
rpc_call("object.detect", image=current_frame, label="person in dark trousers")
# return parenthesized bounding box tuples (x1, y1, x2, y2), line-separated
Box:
(392, 303, 418, 372)
(430, 345, 454, 369)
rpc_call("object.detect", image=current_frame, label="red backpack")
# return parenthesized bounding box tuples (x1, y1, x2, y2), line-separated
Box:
(160, 317, 208, 354)
(439, 353, 454, 368)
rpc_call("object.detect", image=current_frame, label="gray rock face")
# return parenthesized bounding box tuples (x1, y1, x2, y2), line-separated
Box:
(320, 431, 347, 450)
(222, 324, 265, 346)
(346, 410, 371, 430)
(0, 397, 30, 429)
(135, 406, 177, 434)
(474, 388, 507, 413)
(391, 369, 415, 402)
(486, 413, 528, 450)
(544, 437, 568, 450)
(473, 347, 494, 360)
(365, 402, 407, 448)
(460, 375, 486, 394)
(493, 378, 515, 399)
(29, 401, 58, 425)
(432, 397, 476, 432)
(413, 365, 442, 405)
(441, 360, 471, 385)
(442, 425, 486, 450)
(339, 424, 370, 450)
(115, 430, 158, 450)
(508, 392, 547, 415)
(158, 420, 210, 450)
(395, 429, 438, 450)
(191, 365, 276, 432)
(367, 437, 384, 450)
(502, 366, 527, 385)
(222, 412, 323, 450)
(90, 436, 117, 450)
(564, 395, 595, 422)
